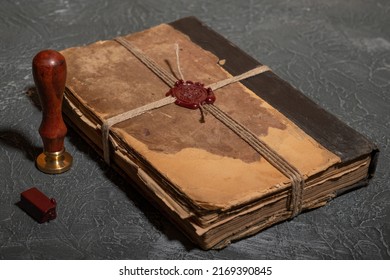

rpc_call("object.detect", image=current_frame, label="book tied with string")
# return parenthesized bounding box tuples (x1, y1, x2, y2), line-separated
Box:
(60, 17, 378, 249)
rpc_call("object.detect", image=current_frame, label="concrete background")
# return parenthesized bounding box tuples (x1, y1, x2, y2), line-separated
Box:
(0, 0, 389, 259)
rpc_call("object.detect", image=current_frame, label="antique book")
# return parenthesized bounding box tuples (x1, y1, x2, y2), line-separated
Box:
(60, 17, 378, 249)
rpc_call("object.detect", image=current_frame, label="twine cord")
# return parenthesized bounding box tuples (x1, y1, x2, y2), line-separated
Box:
(202, 104, 304, 216)
(208, 65, 271, 91)
(102, 95, 176, 163)
(114, 37, 177, 87)
(100, 36, 304, 216)
(175, 43, 185, 81)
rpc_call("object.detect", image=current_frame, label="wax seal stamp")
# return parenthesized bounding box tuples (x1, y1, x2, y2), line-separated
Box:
(32, 50, 73, 174)
(166, 80, 216, 109)
(19, 187, 57, 223)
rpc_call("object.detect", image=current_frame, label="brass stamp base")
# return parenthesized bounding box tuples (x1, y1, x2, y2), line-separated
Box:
(36, 149, 73, 174)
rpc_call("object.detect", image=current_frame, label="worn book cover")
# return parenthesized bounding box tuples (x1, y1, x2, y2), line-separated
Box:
(60, 17, 378, 249)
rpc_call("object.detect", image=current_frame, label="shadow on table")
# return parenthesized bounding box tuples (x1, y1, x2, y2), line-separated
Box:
(0, 128, 40, 162)
(0, 87, 41, 162)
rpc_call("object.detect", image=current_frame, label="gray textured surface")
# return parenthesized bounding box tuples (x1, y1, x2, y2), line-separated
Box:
(0, 0, 389, 259)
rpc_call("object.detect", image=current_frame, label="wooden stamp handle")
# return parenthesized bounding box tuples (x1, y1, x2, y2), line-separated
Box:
(32, 50, 72, 174)
(33, 50, 67, 153)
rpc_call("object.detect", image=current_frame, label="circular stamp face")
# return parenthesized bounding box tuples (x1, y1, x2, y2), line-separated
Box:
(166, 80, 216, 109)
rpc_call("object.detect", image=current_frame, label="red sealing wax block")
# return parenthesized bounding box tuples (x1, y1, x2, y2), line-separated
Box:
(19, 187, 57, 223)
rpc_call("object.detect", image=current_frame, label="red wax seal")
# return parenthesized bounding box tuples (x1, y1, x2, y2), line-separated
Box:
(166, 80, 216, 109)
